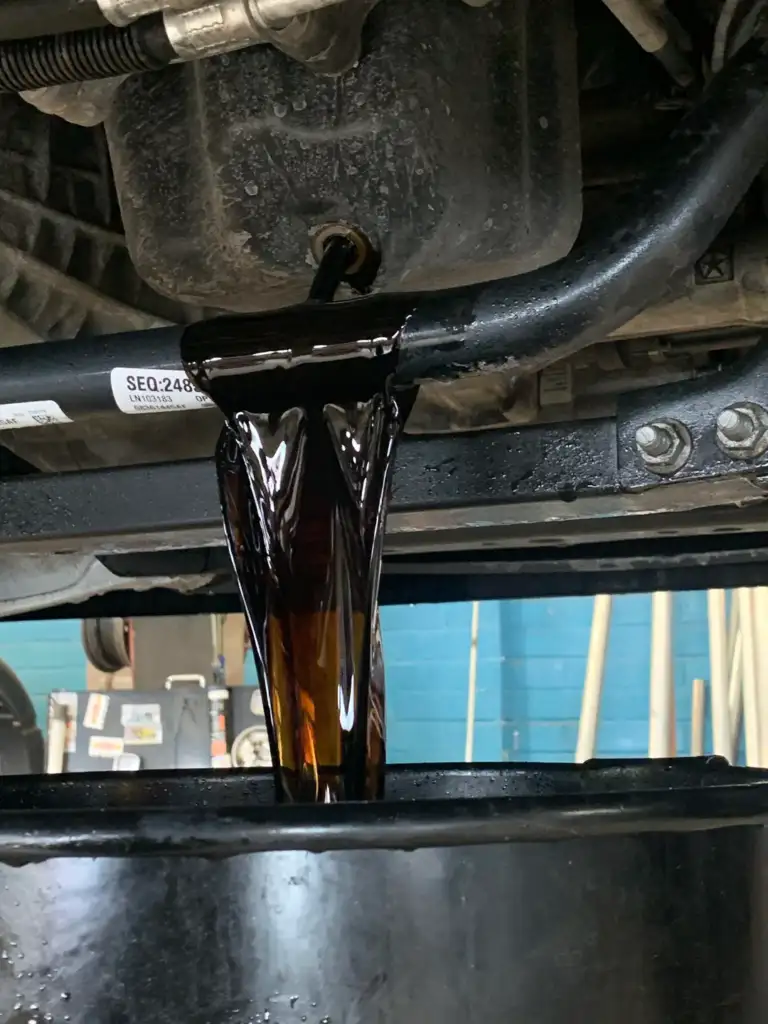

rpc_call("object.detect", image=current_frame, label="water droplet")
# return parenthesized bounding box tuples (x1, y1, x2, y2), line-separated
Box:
(12, 1003, 21, 1011)
(273, 102, 289, 118)
(60, 992, 71, 1001)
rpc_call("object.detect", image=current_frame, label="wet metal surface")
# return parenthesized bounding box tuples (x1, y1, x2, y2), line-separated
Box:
(0, 763, 768, 1022)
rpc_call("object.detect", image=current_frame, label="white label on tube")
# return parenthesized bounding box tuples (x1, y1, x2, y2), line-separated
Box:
(0, 400, 71, 429)
(110, 368, 214, 415)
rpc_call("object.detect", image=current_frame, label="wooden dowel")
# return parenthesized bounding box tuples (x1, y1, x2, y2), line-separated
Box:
(46, 700, 68, 775)
(739, 589, 761, 766)
(728, 629, 743, 755)
(575, 594, 613, 762)
(649, 592, 674, 757)
(691, 678, 706, 756)
(707, 589, 732, 760)
(754, 587, 768, 766)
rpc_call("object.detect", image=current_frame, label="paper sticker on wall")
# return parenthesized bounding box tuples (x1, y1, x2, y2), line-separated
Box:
(84, 693, 109, 730)
(89, 735, 124, 759)
(120, 703, 161, 726)
(124, 723, 163, 746)
(121, 702, 163, 745)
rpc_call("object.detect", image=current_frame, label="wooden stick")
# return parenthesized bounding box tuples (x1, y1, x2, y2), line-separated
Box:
(727, 590, 740, 673)
(649, 592, 674, 757)
(46, 700, 68, 774)
(575, 594, 613, 762)
(754, 586, 768, 766)
(464, 601, 481, 763)
(728, 628, 743, 755)
(690, 678, 706, 756)
(707, 589, 732, 760)
(738, 589, 761, 766)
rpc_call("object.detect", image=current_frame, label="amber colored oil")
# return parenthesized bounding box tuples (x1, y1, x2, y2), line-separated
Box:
(211, 391, 398, 802)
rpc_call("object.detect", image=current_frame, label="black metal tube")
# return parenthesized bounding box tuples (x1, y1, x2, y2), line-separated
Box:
(0, 14, 174, 92)
(0, 0, 108, 42)
(396, 36, 768, 382)
(0, 40, 767, 414)
(0, 325, 182, 417)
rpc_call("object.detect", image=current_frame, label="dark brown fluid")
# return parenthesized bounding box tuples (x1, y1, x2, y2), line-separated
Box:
(184, 320, 404, 802)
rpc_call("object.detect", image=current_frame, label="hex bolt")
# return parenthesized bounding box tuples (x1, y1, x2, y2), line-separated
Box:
(715, 404, 768, 459)
(636, 424, 673, 459)
(634, 419, 692, 475)
(716, 407, 750, 441)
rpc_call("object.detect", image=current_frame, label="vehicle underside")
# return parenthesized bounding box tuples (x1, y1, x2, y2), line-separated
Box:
(1, 0, 768, 614)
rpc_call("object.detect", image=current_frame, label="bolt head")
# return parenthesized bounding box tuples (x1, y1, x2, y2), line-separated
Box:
(716, 403, 768, 459)
(634, 419, 691, 475)
(716, 408, 745, 436)
(635, 424, 668, 454)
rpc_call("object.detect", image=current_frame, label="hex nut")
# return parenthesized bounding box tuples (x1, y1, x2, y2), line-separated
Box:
(716, 402, 768, 460)
(634, 419, 692, 475)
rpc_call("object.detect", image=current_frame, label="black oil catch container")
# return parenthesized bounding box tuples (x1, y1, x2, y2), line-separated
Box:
(0, 758, 767, 1023)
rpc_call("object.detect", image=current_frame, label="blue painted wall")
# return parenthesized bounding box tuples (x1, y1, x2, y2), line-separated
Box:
(0, 619, 85, 733)
(0, 592, 719, 762)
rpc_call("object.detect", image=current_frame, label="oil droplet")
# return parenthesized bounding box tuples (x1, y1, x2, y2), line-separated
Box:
(290, 997, 299, 1008)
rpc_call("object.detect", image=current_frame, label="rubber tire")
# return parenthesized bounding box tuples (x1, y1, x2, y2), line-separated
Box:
(0, 658, 44, 774)
(81, 618, 130, 673)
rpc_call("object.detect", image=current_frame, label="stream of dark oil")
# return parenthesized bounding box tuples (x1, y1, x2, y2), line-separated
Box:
(184, 331, 403, 802)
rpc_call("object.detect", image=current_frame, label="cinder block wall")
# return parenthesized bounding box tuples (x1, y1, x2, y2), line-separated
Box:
(0, 619, 85, 731)
(0, 592, 716, 762)
(497, 592, 712, 762)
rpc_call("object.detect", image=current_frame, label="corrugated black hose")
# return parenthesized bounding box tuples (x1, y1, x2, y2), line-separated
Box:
(0, 14, 174, 92)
